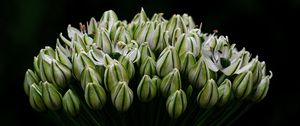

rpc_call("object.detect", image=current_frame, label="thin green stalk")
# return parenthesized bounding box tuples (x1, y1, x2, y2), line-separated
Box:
(212, 101, 243, 126)
(225, 103, 253, 126)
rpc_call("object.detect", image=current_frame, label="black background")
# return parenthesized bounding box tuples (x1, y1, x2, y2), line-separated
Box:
(0, 0, 299, 125)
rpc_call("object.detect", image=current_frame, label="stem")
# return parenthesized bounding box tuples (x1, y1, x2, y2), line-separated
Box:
(225, 103, 253, 126)
(212, 101, 243, 126)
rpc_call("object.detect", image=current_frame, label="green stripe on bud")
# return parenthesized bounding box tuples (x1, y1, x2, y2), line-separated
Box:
(29, 83, 46, 112)
(233, 71, 253, 99)
(81, 66, 103, 90)
(111, 81, 134, 112)
(52, 60, 72, 88)
(72, 51, 95, 80)
(179, 52, 196, 77)
(137, 75, 157, 102)
(156, 46, 181, 77)
(160, 68, 182, 97)
(197, 79, 219, 108)
(24, 69, 40, 96)
(118, 55, 135, 79)
(93, 28, 113, 54)
(104, 62, 129, 92)
(138, 42, 156, 66)
(251, 72, 272, 102)
(42, 81, 62, 111)
(166, 89, 187, 119)
(139, 57, 156, 77)
(63, 89, 80, 116)
(188, 57, 211, 89)
(217, 79, 232, 106)
(85, 83, 107, 110)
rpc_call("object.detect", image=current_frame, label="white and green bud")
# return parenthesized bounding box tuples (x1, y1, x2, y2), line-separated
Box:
(93, 28, 113, 54)
(99, 10, 118, 31)
(135, 22, 152, 44)
(139, 57, 156, 77)
(51, 60, 72, 88)
(131, 8, 148, 25)
(55, 44, 72, 69)
(188, 57, 211, 89)
(175, 34, 200, 57)
(197, 79, 219, 108)
(62, 89, 80, 116)
(147, 22, 167, 53)
(138, 42, 156, 66)
(182, 14, 196, 30)
(156, 46, 181, 77)
(111, 81, 134, 112)
(72, 51, 95, 80)
(137, 75, 157, 102)
(160, 68, 182, 97)
(85, 83, 107, 110)
(166, 15, 187, 40)
(251, 72, 272, 102)
(217, 79, 232, 106)
(80, 66, 103, 90)
(87, 17, 98, 35)
(112, 26, 131, 44)
(42, 81, 62, 111)
(118, 55, 135, 79)
(166, 89, 187, 119)
(151, 13, 165, 22)
(179, 52, 196, 77)
(24, 69, 40, 96)
(104, 62, 129, 92)
(67, 25, 83, 40)
(233, 71, 253, 99)
(29, 83, 46, 112)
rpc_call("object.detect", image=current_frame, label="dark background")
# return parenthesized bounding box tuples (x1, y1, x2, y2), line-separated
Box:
(0, 0, 299, 125)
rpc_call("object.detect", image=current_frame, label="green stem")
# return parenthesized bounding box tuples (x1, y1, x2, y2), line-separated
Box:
(212, 101, 243, 126)
(225, 103, 253, 126)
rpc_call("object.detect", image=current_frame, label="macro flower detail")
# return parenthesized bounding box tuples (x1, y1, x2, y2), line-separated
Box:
(23, 9, 273, 126)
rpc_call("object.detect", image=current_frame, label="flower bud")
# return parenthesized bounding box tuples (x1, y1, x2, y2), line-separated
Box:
(175, 34, 200, 57)
(123, 41, 141, 63)
(232, 71, 253, 99)
(197, 79, 219, 108)
(137, 75, 157, 102)
(179, 52, 196, 77)
(135, 22, 152, 44)
(67, 25, 83, 39)
(166, 89, 187, 119)
(62, 89, 80, 116)
(139, 57, 156, 77)
(51, 60, 72, 88)
(42, 81, 62, 111)
(111, 81, 134, 112)
(29, 83, 46, 112)
(156, 46, 181, 77)
(182, 14, 196, 30)
(55, 44, 72, 69)
(93, 28, 113, 54)
(138, 42, 156, 66)
(113, 26, 131, 44)
(72, 51, 95, 80)
(188, 57, 211, 89)
(81, 66, 103, 90)
(131, 8, 148, 25)
(85, 83, 107, 110)
(251, 72, 272, 102)
(24, 69, 40, 96)
(151, 13, 165, 22)
(160, 68, 182, 97)
(152, 76, 162, 96)
(166, 15, 187, 39)
(147, 23, 167, 53)
(217, 79, 232, 106)
(104, 62, 129, 92)
(118, 55, 135, 79)
(99, 10, 118, 31)
(87, 17, 98, 35)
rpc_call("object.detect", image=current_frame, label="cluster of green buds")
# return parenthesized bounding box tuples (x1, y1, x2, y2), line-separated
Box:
(23, 8, 272, 125)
